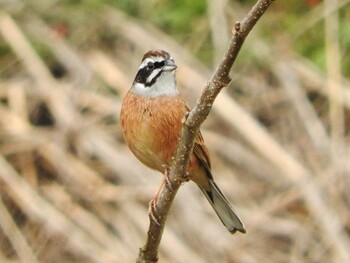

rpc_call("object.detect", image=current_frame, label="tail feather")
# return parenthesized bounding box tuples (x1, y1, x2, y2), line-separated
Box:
(200, 180, 246, 234)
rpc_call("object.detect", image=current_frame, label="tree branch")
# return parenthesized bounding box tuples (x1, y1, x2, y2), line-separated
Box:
(136, 1, 274, 262)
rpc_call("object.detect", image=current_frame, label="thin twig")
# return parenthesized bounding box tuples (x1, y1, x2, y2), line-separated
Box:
(136, 1, 274, 262)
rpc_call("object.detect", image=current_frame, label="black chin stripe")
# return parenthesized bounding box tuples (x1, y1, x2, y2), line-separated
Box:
(146, 70, 162, 87)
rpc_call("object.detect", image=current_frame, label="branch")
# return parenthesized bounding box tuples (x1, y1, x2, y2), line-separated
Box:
(136, 1, 274, 262)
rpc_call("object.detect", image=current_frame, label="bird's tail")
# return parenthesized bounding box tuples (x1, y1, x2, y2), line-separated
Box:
(200, 180, 246, 234)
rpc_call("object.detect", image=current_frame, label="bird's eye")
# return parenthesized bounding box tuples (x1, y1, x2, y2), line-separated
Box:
(146, 62, 155, 70)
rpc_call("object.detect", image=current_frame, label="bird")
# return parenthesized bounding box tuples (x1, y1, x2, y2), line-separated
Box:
(120, 49, 246, 234)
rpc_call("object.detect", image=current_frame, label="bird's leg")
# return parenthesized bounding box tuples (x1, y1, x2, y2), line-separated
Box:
(148, 164, 177, 224)
(161, 164, 174, 192)
(148, 179, 165, 226)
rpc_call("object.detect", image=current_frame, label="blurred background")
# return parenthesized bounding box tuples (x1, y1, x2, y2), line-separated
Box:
(0, 0, 350, 262)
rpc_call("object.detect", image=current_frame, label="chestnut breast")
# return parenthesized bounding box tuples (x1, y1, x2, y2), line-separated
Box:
(120, 91, 187, 172)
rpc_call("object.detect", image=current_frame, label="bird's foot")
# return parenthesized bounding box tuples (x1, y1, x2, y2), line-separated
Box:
(148, 197, 161, 226)
(162, 164, 174, 192)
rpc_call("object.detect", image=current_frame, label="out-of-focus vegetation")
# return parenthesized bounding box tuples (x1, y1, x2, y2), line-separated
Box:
(0, 0, 350, 263)
(3, 0, 349, 75)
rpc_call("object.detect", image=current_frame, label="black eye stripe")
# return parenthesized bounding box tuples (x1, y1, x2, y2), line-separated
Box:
(147, 62, 154, 70)
(146, 61, 165, 70)
(153, 61, 165, 69)
(134, 60, 166, 86)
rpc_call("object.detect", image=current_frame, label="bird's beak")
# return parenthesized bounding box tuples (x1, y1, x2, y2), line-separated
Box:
(162, 60, 177, 72)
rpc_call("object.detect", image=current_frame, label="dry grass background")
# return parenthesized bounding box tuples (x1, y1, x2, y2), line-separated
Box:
(0, 1, 350, 262)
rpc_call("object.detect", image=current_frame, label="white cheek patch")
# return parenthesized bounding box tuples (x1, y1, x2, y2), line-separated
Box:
(133, 82, 146, 91)
(146, 68, 161, 84)
(131, 71, 178, 98)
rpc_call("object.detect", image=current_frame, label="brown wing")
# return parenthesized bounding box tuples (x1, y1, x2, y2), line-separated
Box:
(193, 132, 211, 169)
(183, 103, 212, 176)
(193, 133, 213, 185)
